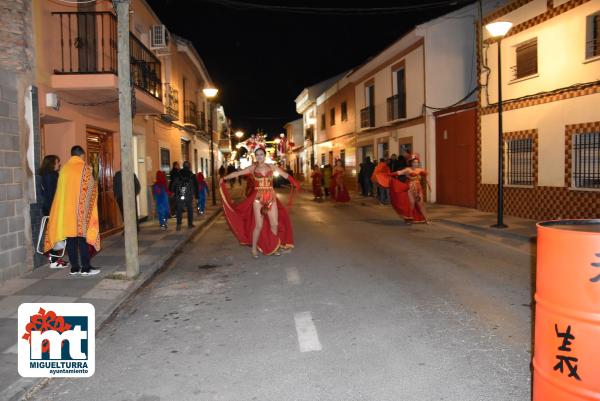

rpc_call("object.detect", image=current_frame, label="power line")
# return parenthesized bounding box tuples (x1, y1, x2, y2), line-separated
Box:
(200, 0, 473, 15)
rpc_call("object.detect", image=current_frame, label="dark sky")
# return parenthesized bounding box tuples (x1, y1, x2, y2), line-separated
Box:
(145, 0, 471, 136)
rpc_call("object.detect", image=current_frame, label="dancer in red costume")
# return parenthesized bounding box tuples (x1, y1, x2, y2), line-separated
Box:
(220, 148, 301, 258)
(390, 155, 430, 223)
(330, 160, 350, 203)
(311, 165, 323, 201)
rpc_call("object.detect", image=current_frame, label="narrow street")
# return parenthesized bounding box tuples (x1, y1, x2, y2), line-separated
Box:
(32, 190, 532, 401)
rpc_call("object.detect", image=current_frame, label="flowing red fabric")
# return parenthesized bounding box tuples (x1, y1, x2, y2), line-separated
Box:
(330, 171, 350, 202)
(390, 177, 426, 223)
(372, 162, 391, 188)
(311, 171, 323, 197)
(220, 182, 294, 255)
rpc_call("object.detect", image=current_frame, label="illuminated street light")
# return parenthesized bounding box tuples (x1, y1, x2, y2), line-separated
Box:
(235, 130, 244, 138)
(203, 86, 218, 206)
(485, 21, 512, 229)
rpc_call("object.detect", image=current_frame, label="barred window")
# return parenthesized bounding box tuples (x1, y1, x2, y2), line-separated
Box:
(506, 138, 534, 186)
(573, 132, 600, 189)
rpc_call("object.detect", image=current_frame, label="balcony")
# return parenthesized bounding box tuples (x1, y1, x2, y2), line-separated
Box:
(51, 11, 162, 114)
(387, 94, 406, 121)
(360, 106, 375, 128)
(198, 110, 206, 131)
(183, 100, 198, 127)
(163, 83, 179, 121)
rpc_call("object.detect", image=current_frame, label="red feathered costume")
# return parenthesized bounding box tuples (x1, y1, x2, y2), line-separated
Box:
(390, 176, 426, 223)
(220, 167, 296, 255)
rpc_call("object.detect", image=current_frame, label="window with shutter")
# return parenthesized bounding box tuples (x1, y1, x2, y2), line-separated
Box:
(513, 39, 537, 80)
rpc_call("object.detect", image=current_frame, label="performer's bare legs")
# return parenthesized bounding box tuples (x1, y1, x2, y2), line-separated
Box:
(251, 200, 263, 257)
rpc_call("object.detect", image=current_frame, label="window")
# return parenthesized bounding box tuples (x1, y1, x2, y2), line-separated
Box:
(194, 149, 198, 172)
(586, 13, 600, 59)
(200, 157, 204, 173)
(513, 38, 537, 80)
(506, 138, 534, 186)
(320, 114, 326, 130)
(330, 108, 335, 126)
(340, 149, 346, 166)
(573, 132, 600, 189)
(181, 139, 190, 163)
(388, 68, 406, 120)
(321, 154, 326, 165)
(160, 148, 170, 173)
(341, 101, 348, 122)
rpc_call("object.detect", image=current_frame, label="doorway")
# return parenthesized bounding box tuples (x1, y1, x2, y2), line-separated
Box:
(87, 129, 120, 234)
(435, 107, 477, 208)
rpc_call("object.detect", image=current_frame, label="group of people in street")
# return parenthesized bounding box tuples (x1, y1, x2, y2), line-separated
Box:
(310, 160, 351, 204)
(39, 145, 213, 276)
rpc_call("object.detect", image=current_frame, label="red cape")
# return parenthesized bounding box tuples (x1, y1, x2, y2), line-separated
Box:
(390, 178, 426, 223)
(220, 182, 294, 254)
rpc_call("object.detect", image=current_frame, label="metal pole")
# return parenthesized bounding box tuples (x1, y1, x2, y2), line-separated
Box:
(492, 38, 508, 228)
(115, 0, 140, 276)
(209, 101, 216, 206)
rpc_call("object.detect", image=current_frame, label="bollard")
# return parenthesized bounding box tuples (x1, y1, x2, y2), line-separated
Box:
(533, 220, 600, 401)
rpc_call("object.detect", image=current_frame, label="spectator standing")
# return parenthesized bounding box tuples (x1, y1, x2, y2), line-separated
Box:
(358, 156, 375, 197)
(44, 145, 100, 276)
(196, 172, 209, 215)
(322, 163, 332, 197)
(173, 161, 198, 230)
(168, 162, 180, 217)
(152, 171, 171, 230)
(113, 170, 141, 232)
(40, 155, 69, 269)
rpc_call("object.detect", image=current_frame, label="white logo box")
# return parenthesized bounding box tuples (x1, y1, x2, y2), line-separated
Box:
(18, 303, 95, 378)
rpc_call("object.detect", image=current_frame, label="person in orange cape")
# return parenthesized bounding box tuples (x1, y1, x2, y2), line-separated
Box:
(220, 147, 301, 258)
(371, 158, 391, 204)
(44, 145, 101, 276)
(390, 154, 430, 223)
(311, 164, 323, 201)
(330, 159, 350, 203)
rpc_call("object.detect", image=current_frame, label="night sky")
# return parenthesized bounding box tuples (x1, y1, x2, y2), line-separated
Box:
(145, 0, 471, 137)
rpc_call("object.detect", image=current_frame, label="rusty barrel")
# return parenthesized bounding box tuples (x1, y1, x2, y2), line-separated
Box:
(534, 220, 600, 401)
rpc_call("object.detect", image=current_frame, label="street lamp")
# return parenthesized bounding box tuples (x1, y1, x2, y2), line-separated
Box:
(203, 87, 219, 206)
(486, 21, 512, 229)
(235, 130, 244, 139)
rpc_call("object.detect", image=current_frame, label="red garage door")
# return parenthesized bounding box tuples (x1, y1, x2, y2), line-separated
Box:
(435, 106, 477, 208)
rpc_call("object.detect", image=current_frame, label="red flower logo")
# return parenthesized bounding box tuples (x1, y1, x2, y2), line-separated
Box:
(22, 308, 72, 353)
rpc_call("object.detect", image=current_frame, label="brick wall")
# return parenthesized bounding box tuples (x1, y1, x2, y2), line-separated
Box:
(0, 0, 37, 281)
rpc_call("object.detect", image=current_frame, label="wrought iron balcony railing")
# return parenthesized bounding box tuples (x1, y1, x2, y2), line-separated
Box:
(360, 106, 375, 128)
(387, 94, 406, 121)
(163, 83, 179, 120)
(52, 11, 162, 100)
(184, 100, 198, 127)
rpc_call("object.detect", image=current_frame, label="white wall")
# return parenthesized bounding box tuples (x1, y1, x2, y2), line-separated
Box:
(481, 92, 600, 186)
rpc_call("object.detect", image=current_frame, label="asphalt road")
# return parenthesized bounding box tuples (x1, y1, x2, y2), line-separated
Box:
(32, 190, 532, 401)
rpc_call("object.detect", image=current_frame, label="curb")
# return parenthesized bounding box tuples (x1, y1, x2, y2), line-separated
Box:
(17, 209, 223, 401)
(431, 218, 536, 252)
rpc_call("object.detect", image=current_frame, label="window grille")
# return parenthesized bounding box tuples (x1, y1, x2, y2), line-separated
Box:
(573, 132, 600, 189)
(506, 138, 534, 186)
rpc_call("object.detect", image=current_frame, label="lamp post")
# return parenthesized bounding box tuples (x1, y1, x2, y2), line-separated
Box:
(203, 87, 218, 206)
(486, 21, 512, 229)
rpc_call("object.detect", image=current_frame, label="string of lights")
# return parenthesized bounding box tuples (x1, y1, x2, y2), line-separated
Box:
(200, 0, 472, 15)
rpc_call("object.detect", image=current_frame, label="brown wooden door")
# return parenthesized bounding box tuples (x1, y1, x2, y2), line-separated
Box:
(435, 108, 477, 208)
(87, 130, 120, 234)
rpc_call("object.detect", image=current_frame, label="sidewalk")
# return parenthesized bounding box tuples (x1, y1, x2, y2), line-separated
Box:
(0, 204, 222, 401)
(351, 192, 538, 253)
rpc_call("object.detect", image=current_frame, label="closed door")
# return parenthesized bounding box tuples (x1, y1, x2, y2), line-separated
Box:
(435, 109, 477, 208)
(87, 130, 119, 233)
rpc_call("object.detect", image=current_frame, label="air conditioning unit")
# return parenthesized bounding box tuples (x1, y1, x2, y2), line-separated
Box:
(150, 25, 169, 50)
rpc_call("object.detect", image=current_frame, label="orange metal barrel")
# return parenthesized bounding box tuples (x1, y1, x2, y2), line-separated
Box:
(534, 220, 600, 401)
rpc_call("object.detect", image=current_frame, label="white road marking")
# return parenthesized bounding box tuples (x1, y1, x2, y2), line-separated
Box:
(286, 267, 301, 285)
(294, 311, 322, 352)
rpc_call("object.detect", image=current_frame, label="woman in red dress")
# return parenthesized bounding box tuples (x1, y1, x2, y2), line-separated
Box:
(330, 160, 350, 203)
(220, 148, 301, 258)
(311, 165, 323, 201)
(390, 155, 430, 223)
